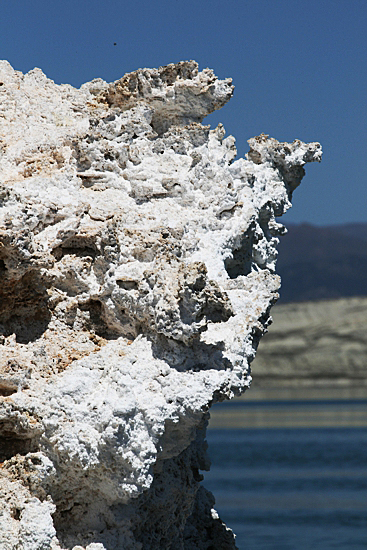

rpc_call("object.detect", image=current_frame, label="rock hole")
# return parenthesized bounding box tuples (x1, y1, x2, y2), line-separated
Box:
(52, 236, 98, 261)
(11, 508, 22, 520)
(0, 386, 17, 397)
(224, 231, 254, 279)
(72, 141, 92, 171)
(79, 299, 109, 338)
(0, 432, 40, 462)
(116, 280, 139, 291)
(52, 246, 97, 261)
(201, 303, 232, 324)
(0, 270, 51, 343)
(79, 299, 126, 340)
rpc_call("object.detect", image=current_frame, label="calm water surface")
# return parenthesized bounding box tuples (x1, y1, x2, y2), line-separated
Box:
(205, 388, 367, 550)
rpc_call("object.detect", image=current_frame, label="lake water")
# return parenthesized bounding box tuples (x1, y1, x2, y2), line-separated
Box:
(204, 387, 367, 549)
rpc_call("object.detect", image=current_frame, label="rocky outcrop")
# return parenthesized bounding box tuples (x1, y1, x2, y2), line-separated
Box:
(252, 296, 367, 385)
(0, 60, 321, 549)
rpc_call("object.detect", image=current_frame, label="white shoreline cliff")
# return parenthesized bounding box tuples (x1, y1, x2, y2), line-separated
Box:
(0, 61, 321, 549)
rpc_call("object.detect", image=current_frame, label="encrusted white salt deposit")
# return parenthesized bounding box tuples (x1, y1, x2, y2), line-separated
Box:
(0, 60, 322, 549)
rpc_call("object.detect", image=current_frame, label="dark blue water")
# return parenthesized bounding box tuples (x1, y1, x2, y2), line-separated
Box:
(204, 428, 367, 549)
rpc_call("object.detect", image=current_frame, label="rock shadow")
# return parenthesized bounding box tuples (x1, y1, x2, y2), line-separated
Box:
(149, 333, 232, 373)
(0, 415, 41, 462)
(0, 268, 51, 344)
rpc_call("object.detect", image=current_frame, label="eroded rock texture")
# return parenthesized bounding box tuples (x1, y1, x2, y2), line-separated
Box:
(0, 60, 322, 549)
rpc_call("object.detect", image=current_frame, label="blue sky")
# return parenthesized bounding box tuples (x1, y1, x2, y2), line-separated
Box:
(1, 0, 366, 225)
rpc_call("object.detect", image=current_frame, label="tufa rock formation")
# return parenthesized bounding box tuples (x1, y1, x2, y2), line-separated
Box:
(0, 60, 322, 549)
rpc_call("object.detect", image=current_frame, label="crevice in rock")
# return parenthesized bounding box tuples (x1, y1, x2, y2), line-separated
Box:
(277, 163, 306, 197)
(0, 269, 51, 343)
(10, 507, 21, 520)
(224, 228, 255, 279)
(151, 334, 232, 372)
(116, 280, 139, 291)
(200, 294, 233, 324)
(52, 245, 97, 261)
(78, 299, 112, 339)
(0, 424, 41, 462)
(0, 436, 39, 462)
(78, 298, 130, 340)
(0, 386, 17, 397)
(52, 235, 98, 261)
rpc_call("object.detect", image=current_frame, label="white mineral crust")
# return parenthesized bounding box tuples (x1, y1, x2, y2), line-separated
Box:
(0, 60, 322, 549)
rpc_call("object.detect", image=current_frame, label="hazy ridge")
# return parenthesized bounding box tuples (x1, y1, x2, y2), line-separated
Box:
(276, 222, 367, 302)
(253, 223, 367, 385)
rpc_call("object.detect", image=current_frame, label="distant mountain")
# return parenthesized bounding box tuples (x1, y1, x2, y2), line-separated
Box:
(275, 222, 367, 302)
(252, 296, 367, 385)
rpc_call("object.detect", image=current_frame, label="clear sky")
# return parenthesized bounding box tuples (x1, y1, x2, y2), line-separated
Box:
(1, 0, 366, 226)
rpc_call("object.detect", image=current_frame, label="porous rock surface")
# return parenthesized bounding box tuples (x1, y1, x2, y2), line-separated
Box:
(0, 60, 322, 549)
